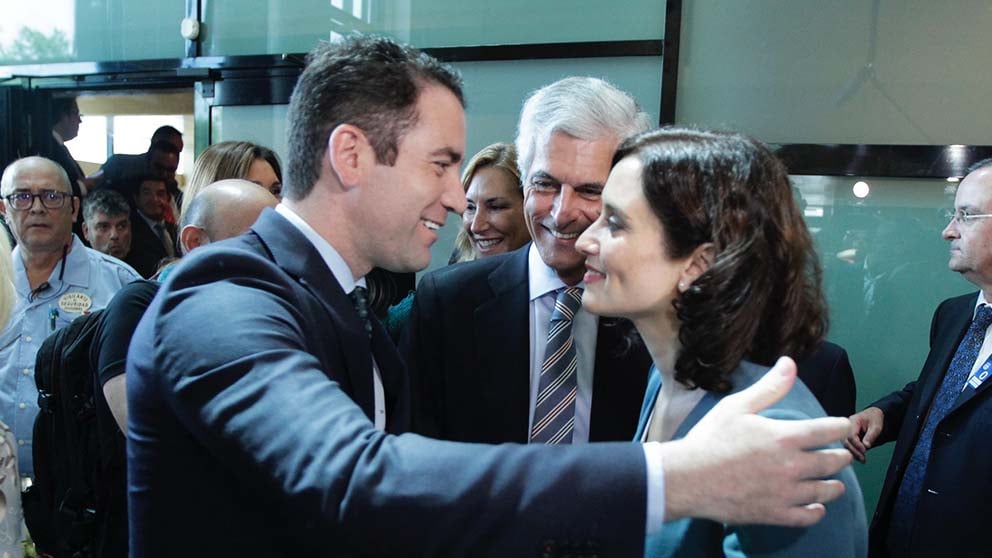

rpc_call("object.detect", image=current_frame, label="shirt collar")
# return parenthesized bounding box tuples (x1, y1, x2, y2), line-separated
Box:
(274, 203, 366, 293)
(137, 209, 163, 231)
(12, 234, 89, 297)
(975, 291, 989, 318)
(527, 243, 584, 301)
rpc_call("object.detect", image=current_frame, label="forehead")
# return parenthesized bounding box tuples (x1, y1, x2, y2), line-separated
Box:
(956, 168, 992, 208)
(397, 84, 465, 157)
(139, 180, 167, 193)
(11, 164, 70, 193)
(529, 132, 618, 184)
(603, 156, 646, 207)
(91, 211, 129, 223)
(467, 166, 517, 197)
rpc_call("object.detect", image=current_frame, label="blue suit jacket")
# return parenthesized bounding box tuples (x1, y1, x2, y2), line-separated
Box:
(126, 209, 648, 557)
(634, 362, 867, 558)
(869, 292, 992, 557)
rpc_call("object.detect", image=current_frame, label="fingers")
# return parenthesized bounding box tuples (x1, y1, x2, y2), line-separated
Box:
(768, 415, 851, 450)
(862, 421, 882, 448)
(718, 356, 797, 415)
(775, 503, 827, 528)
(844, 437, 867, 463)
(792, 448, 853, 481)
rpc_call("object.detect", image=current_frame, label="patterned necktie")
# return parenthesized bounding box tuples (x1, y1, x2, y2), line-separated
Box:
(349, 286, 372, 338)
(887, 304, 992, 554)
(155, 223, 175, 258)
(530, 287, 583, 444)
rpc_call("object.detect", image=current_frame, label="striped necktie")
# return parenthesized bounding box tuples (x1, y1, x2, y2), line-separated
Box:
(530, 287, 583, 444)
(349, 286, 372, 338)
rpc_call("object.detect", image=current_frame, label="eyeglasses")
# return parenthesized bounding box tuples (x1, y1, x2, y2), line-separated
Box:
(945, 209, 992, 226)
(4, 191, 72, 211)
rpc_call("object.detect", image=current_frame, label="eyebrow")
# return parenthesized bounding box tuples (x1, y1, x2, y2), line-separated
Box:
(430, 147, 462, 164)
(602, 202, 628, 220)
(529, 170, 604, 190)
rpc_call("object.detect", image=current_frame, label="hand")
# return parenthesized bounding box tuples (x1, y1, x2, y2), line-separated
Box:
(660, 356, 852, 527)
(843, 407, 884, 463)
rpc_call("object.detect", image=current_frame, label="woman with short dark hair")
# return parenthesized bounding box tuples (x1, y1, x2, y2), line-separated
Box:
(576, 127, 867, 557)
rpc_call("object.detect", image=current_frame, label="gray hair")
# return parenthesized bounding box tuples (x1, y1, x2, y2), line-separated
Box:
(514, 77, 652, 180)
(83, 189, 130, 223)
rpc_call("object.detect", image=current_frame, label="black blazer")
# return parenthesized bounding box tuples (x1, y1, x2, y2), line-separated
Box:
(796, 341, 857, 418)
(868, 292, 992, 557)
(125, 210, 177, 278)
(400, 244, 651, 443)
(126, 209, 647, 557)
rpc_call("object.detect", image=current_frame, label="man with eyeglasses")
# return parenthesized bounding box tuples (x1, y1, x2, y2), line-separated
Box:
(0, 156, 139, 478)
(845, 158, 992, 557)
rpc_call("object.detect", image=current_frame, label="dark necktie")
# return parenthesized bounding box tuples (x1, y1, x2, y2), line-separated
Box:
(349, 286, 372, 338)
(530, 287, 583, 444)
(887, 304, 992, 554)
(155, 223, 175, 258)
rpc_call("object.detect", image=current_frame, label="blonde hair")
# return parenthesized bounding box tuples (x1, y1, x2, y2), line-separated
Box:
(452, 143, 521, 264)
(181, 141, 281, 222)
(0, 232, 14, 329)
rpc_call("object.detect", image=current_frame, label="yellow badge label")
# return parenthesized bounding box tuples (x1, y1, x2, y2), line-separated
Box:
(58, 293, 92, 314)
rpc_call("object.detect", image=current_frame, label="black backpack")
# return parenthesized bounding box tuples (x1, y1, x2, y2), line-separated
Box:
(23, 308, 109, 558)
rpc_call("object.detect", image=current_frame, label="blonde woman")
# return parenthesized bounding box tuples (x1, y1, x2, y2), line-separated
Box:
(450, 143, 530, 263)
(181, 141, 283, 221)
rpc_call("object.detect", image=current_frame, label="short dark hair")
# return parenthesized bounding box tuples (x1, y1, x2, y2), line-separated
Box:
(151, 125, 182, 144)
(146, 140, 181, 157)
(49, 96, 77, 123)
(967, 157, 992, 175)
(284, 35, 464, 200)
(83, 188, 130, 223)
(615, 127, 827, 393)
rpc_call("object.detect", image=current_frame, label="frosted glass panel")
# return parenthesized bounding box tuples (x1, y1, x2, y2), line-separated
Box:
(794, 174, 971, 516)
(677, 0, 992, 144)
(209, 105, 289, 167)
(0, 0, 185, 65)
(203, 0, 664, 56)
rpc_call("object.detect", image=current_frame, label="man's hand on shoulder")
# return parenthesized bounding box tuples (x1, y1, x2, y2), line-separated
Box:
(660, 357, 852, 527)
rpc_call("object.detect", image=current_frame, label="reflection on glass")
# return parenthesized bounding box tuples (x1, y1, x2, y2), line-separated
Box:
(794, 174, 971, 517)
(204, 0, 665, 56)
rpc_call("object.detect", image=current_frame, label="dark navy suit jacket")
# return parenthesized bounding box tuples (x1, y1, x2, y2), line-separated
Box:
(868, 292, 992, 557)
(126, 209, 647, 557)
(400, 244, 650, 443)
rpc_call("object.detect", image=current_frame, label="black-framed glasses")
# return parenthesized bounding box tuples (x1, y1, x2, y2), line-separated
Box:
(4, 191, 72, 210)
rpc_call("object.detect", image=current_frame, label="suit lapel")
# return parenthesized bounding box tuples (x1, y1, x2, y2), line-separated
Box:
(370, 318, 411, 432)
(917, 294, 977, 418)
(250, 209, 375, 417)
(474, 247, 531, 441)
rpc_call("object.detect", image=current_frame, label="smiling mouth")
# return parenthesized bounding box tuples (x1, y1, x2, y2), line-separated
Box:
(421, 219, 442, 231)
(474, 237, 503, 250)
(546, 227, 579, 240)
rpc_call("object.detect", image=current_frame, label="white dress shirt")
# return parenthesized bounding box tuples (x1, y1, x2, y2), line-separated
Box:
(275, 204, 386, 430)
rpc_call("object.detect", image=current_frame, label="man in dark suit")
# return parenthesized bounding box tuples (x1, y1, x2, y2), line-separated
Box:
(401, 77, 652, 444)
(125, 176, 177, 277)
(127, 36, 853, 557)
(88, 125, 183, 191)
(846, 158, 992, 557)
(36, 96, 88, 239)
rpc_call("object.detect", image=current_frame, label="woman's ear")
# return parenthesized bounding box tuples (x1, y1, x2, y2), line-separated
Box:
(327, 124, 372, 191)
(679, 242, 716, 292)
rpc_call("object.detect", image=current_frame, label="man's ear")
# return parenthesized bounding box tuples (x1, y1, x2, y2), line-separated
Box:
(81, 222, 90, 243)
(180, 224, 208, 254)
(70, 196, 80, 222)
(327, 124, 373, 191)
(678, 242, 716, 293)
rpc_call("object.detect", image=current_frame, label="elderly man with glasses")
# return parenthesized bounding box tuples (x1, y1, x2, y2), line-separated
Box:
(0, 156, 139, 478)
(846, 158, 992, 557)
